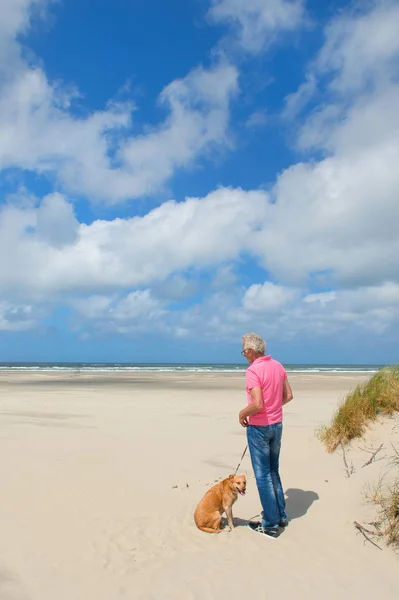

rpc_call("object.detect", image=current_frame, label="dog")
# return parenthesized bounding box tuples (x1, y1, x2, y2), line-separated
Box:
(194, 474, 247, 533)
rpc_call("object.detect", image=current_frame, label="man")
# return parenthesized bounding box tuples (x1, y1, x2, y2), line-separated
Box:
(239, 332, 293, 538)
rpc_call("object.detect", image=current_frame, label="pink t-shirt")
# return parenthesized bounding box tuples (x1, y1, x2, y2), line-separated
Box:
(246, 356, 287, 426)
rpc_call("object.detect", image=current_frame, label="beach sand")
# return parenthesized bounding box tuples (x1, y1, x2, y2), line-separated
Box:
(0, 371, 398, 600)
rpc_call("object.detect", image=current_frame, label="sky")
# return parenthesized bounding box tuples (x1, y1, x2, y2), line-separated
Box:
(0, 0, 398, 365)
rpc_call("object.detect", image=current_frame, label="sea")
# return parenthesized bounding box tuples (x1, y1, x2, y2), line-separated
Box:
(0, 362, 386, 374)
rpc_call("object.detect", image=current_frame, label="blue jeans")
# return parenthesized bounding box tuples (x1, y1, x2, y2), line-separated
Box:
(247, 423, 287, 530)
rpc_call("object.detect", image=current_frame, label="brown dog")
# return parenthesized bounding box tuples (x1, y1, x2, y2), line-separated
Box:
(194, 474, 247, 533)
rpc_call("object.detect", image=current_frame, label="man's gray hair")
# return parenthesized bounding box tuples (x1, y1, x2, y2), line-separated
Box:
(242, 332, 266, 354)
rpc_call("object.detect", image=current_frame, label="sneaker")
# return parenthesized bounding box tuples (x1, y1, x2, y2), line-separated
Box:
(279, 520, 288, 528)
(247, 521, 280, 538)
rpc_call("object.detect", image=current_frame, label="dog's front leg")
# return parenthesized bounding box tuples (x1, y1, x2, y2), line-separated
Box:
(224, 505, 234, 530)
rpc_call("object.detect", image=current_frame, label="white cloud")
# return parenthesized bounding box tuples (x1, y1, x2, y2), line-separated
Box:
(211, 264, 238, 290)
(2, 157, 399, 340)
(290, 1, 399, 152)
(162, 1, 398, 343)
(0, 1, 238, 203)
(100, 280, 398, 344)
(69, 295, 113, 320)
(283, 73, 316, 120)
(252, 1, 399, 289)
(1, 1, 399, 346)
(242, 282, 298, 312)
(297, 284, 399, 337)
(244, 109, 269, 128)
(0, 0, 51, 74)
(35, 192, 79, 247)
(208, 0, 305, 52)
(69, 290, 166, 336)
(23, 274, 393, 342)
(110, 290, 164, 322)
(304, 292, 336, 306)
(284, 0, 399, 123)
(167, 282, 399, 343)
(0, 301, 39, 331)
(152, 274, 200, 302)
(0, 187, 269, 295)
(117, 63, 238, 200)
(250, 140, 399, 287)
(316, 0, 399, 94)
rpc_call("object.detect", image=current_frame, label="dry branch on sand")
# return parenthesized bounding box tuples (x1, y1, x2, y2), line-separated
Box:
(340, 441, 355, 478)
(353, 521, 383, 551)
(361, 444, 384, 468)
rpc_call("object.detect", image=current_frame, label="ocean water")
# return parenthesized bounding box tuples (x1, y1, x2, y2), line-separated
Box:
(0, 362, 386, 374)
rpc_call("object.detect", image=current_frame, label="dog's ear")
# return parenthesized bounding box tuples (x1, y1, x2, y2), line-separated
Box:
(229, 474, 235, 480)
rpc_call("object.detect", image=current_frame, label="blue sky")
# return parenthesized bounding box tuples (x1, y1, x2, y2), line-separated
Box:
(0, 0, 399, 364)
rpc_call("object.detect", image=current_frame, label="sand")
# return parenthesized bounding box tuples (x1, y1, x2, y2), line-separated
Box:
(0, 371, 398, 600)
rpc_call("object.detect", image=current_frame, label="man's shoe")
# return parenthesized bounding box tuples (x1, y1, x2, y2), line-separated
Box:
(247, 521, 280, 538)
(279, 520, 289, 528)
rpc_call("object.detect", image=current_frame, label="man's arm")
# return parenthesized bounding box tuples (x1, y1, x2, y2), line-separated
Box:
(282, 379, 293, 405)
(239, 387, 263, 427)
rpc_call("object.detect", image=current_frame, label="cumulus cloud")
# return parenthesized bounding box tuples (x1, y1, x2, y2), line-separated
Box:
(316, 0, 399, 95)
(250, 143, 399, 287)
(0, 187, 269, 295)
(0, 1, 238, 203)
(86, 280, 398, 344)
(242, 282, 298, 312)
(110, 290, 164, 322)
(1, 1, 399, 346)
(0, 301, 40, 331)
(161, 281, 399, 344)
(250, 1, 399, 290)
(244, 110, 269, 128)
(69, 290, 166, 336)
(283, 73, 316, 121)
(208, 0, 305, 52)
(35, 193, 79, 247)
(116, 63, 238, 200)
(174, 1, 399, 343)
(0, 0, 51, 73)
(289, 1, 399, 151)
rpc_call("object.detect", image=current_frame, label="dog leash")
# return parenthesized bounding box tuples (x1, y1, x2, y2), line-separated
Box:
(234, 445, 248, 474)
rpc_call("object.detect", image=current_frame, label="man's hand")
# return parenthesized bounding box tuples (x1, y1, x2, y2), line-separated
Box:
(239, 388, 263, 427)
(239, 410, 249, 427)
(282, 379, 294, 405)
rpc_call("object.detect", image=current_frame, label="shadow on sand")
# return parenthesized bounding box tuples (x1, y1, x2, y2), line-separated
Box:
(220, 487, 319, 531)
(232, 516, 251, 527)
(228, 487, 320, 529)
(284, 488, 319, 521)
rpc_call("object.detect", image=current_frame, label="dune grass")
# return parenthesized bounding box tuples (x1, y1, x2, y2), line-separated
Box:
(319, 366, 399, 551)
(319, 366, 399, 453)
(367, 469, 399, 552)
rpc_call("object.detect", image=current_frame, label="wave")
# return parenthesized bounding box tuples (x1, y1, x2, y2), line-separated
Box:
(0, 363, 383, 374)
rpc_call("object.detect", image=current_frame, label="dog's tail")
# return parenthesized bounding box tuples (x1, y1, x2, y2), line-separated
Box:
(196, 526, 220, 534)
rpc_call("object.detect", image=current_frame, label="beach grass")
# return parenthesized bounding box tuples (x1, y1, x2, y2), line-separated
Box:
(318, 366, 399, 453)
(366, 469, 399, 552)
